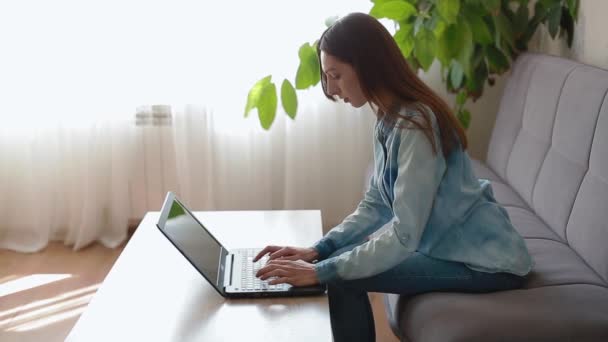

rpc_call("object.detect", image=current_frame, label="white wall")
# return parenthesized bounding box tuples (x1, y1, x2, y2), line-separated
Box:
(532, 0, 608, 69)
(418, 1, 608, 161)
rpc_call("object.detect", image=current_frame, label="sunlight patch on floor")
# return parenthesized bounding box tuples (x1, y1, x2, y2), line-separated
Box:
(0, 275, 20, 285)
(0, 283, 99, 322)
(6, 302, 89, 332)
(0, 280, 100, 333)
(0, 274, 72, 298)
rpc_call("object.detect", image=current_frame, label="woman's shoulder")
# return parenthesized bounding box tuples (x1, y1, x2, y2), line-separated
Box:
(392, 104, 439, 132)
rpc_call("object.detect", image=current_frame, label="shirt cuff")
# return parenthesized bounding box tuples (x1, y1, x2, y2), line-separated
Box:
(314, 258, 339, 284)
(311, 238, 336, 260)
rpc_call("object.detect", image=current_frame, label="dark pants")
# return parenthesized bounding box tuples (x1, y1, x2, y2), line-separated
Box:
(324, 243, 526, 342)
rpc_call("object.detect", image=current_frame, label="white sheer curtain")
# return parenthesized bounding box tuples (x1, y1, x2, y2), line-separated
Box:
(0, 119, 135, 252)
(171, 90, 375, 232)
(0, 0, 376, 252)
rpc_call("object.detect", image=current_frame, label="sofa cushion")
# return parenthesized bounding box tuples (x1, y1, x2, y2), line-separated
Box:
(385, 234, 608, 341)
(486, 54, 538, 180)
(483, 52, 608, 279)
(385, 284, 608, 342)
(523, 238, 606, 289)
(531, 65, 608, 240)
(505, 58, 576, 210)
(566, 101, 608, 283)
(470, 159, 529, 209)
(469, 159, 502, 183)
(504, 207, 562, 242)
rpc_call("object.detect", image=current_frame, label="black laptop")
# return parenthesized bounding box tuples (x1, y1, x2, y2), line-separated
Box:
(156, 192, 326, 298)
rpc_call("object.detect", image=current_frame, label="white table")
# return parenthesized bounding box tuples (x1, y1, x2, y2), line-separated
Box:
(66, 210, 331, 342)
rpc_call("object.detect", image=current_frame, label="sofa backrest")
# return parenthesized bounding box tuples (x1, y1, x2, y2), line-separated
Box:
(487, 53, 608, 283)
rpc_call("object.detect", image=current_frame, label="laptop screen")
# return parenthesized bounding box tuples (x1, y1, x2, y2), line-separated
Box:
(159, 197, 224, 289)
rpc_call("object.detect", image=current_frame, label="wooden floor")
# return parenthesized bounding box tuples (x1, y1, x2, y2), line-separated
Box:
(0, 241, 126, 342)
(370, 292, 401, 342)
(0, 241, 400, 342)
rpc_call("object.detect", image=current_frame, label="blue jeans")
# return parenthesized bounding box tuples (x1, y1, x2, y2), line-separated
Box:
(323, 242, 527, 342)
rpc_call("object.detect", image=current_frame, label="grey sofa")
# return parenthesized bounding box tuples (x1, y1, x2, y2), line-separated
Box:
(383, 53, 608, 341)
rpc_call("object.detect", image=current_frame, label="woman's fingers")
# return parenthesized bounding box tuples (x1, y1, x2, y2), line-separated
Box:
(255, 260, 317, 286)
(268, 277, 290, 285)
(268, 247, 294, 261)
(253, 245, 281, 262)
(255, 259, 310, 277)
(255, 260, 291, 278)
(259, 268, 288, 280)
(277, 255, 299, 261)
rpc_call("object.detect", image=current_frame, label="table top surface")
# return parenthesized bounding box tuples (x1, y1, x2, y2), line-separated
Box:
(66, 210, 331, 342)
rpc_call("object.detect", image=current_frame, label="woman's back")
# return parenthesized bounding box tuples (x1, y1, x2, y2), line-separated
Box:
(376, 108, 533, 276)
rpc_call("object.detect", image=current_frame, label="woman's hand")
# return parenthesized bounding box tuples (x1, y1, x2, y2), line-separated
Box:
(255, 259, 320, 287)
(253, 245, 319, 263)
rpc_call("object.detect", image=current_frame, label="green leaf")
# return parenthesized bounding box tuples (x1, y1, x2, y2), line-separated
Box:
(295, 42, 320, 90)
(258, 82, 277, 130)
(281, 79, 298, 119)
(485, 45, 510, 73)
(437, 20, 472, 73)
(463, 1, 487, 17)
(450, 60, 464, 89)
(245, 75, 272, 117)
(471, 45, 484, 68)
(438, 24, 461, 62)
(413, 14, 425, 36)
(370, 0, 417, 21)
(467, 12, 493, 44)
(437, 0, 460, 24)
(325, 15, 339, 28)
(405, 54, 421, 71)
(394, 23, 415, 57)
(561, 5, 575, 47)
(435, 35, 450, 66)
(539, 0, 555, 9)
(482, 0, 500, 14)
(456, 89, 467, 106)
(546, 3, 562, 38)
(498, 34, 514, 59)
(433, 17, 448, 37)
(295, 63, 313, 90)
(533, 1, 549, 22)
(457, 108, 471, 129)
(567, 0, 579, 22)
(456, 21, 474, 78)
(426, 12, 441, 32)
(414, 28, 437, 71)
(513, 3, 529, 38)
(465, 58, 488, 100)
(493, 13, 515, 49)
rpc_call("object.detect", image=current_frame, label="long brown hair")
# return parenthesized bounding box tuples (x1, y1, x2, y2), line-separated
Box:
(317, 12, 467, 158)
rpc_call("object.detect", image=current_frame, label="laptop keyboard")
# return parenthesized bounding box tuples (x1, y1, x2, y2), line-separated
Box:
(240, 249, 289, 291)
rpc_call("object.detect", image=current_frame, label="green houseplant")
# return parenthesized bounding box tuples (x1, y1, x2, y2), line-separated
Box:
(245, 0, 579, 130)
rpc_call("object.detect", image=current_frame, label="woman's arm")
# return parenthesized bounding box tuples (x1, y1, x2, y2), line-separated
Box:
(311, 172, 394, 260)
(314, 124, 446, 283)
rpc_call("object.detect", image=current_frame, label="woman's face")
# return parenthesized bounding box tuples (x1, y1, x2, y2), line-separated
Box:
(320, 51, 367, 108)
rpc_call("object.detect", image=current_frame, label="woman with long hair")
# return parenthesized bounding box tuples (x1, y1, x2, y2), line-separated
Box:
(254, 12, 532, 342)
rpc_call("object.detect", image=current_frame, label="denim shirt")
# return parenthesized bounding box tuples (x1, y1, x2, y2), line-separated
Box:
(312, 107, 533, 284)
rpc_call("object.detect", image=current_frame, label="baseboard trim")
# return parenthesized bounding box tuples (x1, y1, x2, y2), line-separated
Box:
(128, 218, 143, 235)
